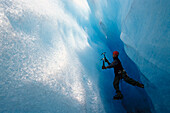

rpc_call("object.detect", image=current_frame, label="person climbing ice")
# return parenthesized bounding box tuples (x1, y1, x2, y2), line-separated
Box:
(102, 51, 144, 100)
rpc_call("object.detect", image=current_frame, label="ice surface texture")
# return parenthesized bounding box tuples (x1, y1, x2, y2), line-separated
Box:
(0, 0, 169, 113)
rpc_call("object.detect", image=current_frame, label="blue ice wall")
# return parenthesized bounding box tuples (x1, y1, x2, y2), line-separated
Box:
(0, 0, 169, 113)
(120, 0, 170, 112)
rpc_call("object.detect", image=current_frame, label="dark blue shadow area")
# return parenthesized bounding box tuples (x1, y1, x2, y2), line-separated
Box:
(120, 50, 155, 113)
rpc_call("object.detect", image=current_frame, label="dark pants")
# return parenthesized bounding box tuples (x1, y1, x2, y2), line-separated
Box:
(113, 70, 141, 94)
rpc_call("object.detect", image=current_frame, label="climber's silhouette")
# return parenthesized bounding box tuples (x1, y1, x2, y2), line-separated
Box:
(102, 51, 144, 100)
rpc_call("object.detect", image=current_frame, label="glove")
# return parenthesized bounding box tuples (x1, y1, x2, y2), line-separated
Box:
(102, 66, 107, 69)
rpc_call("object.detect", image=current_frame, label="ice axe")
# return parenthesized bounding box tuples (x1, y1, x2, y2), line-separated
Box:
(100, 58, 105, 68)
(101, 52, 106, 59)
(101, 52, 106, 68)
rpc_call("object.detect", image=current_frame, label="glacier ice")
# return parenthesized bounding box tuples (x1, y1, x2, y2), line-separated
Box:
(120, 0, 170, 113)
(0, 0, 169, 113)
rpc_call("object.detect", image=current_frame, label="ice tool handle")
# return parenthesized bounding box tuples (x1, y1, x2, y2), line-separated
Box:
(101, 52, 106, 68)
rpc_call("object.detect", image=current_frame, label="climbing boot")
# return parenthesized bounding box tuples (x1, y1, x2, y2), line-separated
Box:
(137, 83, 144, 88)
(113, 92, 123, 100)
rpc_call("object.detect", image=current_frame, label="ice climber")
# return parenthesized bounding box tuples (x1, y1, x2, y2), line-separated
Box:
(102, 51, 144, 100)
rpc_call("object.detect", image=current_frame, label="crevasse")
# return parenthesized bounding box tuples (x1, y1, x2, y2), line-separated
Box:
(0, 0, 169, 113)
